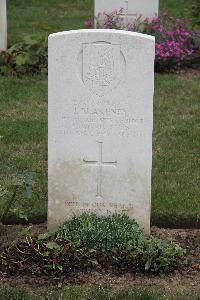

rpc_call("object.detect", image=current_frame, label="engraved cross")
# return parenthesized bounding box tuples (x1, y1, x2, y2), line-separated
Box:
(125, 0, 129, 17)
(120, 1, 137, 21)
(83, 142, 117, 199)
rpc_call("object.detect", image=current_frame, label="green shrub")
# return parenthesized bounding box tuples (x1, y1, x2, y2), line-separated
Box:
(0, 213, 186, 276)
(0, 35, 47, 76)
(56, 213, 143, 251)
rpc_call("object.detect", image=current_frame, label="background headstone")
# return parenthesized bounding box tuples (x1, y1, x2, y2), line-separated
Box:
(0, 0, 7, 51)
(95, 0, 159, 21)
(48, 29, 155, 234)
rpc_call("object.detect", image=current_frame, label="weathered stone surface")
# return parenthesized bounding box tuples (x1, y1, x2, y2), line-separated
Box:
(95, 0, 159, 21)
(0, 0, 7, 51)
(48, 29, 155, 234)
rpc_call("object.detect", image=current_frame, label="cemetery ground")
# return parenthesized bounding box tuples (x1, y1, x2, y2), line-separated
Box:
(0, 0, 200, 298)
(1, 66, 199, 227)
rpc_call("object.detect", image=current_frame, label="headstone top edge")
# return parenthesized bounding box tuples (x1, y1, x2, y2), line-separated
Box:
(48, 29, 155, 42)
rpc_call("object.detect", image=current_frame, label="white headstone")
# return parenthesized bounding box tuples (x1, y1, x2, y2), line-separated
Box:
(95, 0, 159, 21)
(48, 29, 155, 234)
(0, 0, 7, 51)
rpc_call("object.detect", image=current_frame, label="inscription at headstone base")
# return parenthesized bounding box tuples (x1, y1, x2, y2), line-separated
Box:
(48, 29, 155, 234)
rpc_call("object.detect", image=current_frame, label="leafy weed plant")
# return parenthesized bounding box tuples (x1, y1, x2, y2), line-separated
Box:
(0, 35, 48, 76)
(0, 172, 37, 224)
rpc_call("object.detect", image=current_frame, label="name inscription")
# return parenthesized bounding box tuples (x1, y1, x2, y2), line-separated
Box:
(57, 104, 144, 138)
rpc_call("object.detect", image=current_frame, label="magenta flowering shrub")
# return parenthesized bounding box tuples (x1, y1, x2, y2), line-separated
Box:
(85, 10, 195, 71)
(96, 8, 126, 30)
(150, 14, 194, 70)
(85, 9, 147, 32)
(85, 9, 129, 30)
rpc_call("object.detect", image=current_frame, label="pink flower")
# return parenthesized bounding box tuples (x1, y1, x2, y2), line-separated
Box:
(162, 11, 168, 17)
(84, 19, 93, 29)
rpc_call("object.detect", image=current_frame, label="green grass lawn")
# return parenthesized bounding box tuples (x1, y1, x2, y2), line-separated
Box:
(152, 73, 200, 226)
(0, 286, 199, 300)
(0, 75, 48, 222)
(7, 0, 93, 45)
(0, 0, 199, 226)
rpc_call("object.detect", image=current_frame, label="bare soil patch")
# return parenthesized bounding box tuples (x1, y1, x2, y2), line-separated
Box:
(0, 225, 199, 294)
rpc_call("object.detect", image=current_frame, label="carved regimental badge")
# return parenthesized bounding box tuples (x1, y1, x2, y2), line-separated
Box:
(83, 43, 121, 96)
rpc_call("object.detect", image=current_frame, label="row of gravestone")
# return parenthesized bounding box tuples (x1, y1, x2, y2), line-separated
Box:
(1, 1, 156, 234)
(0, 1, 159, 51)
